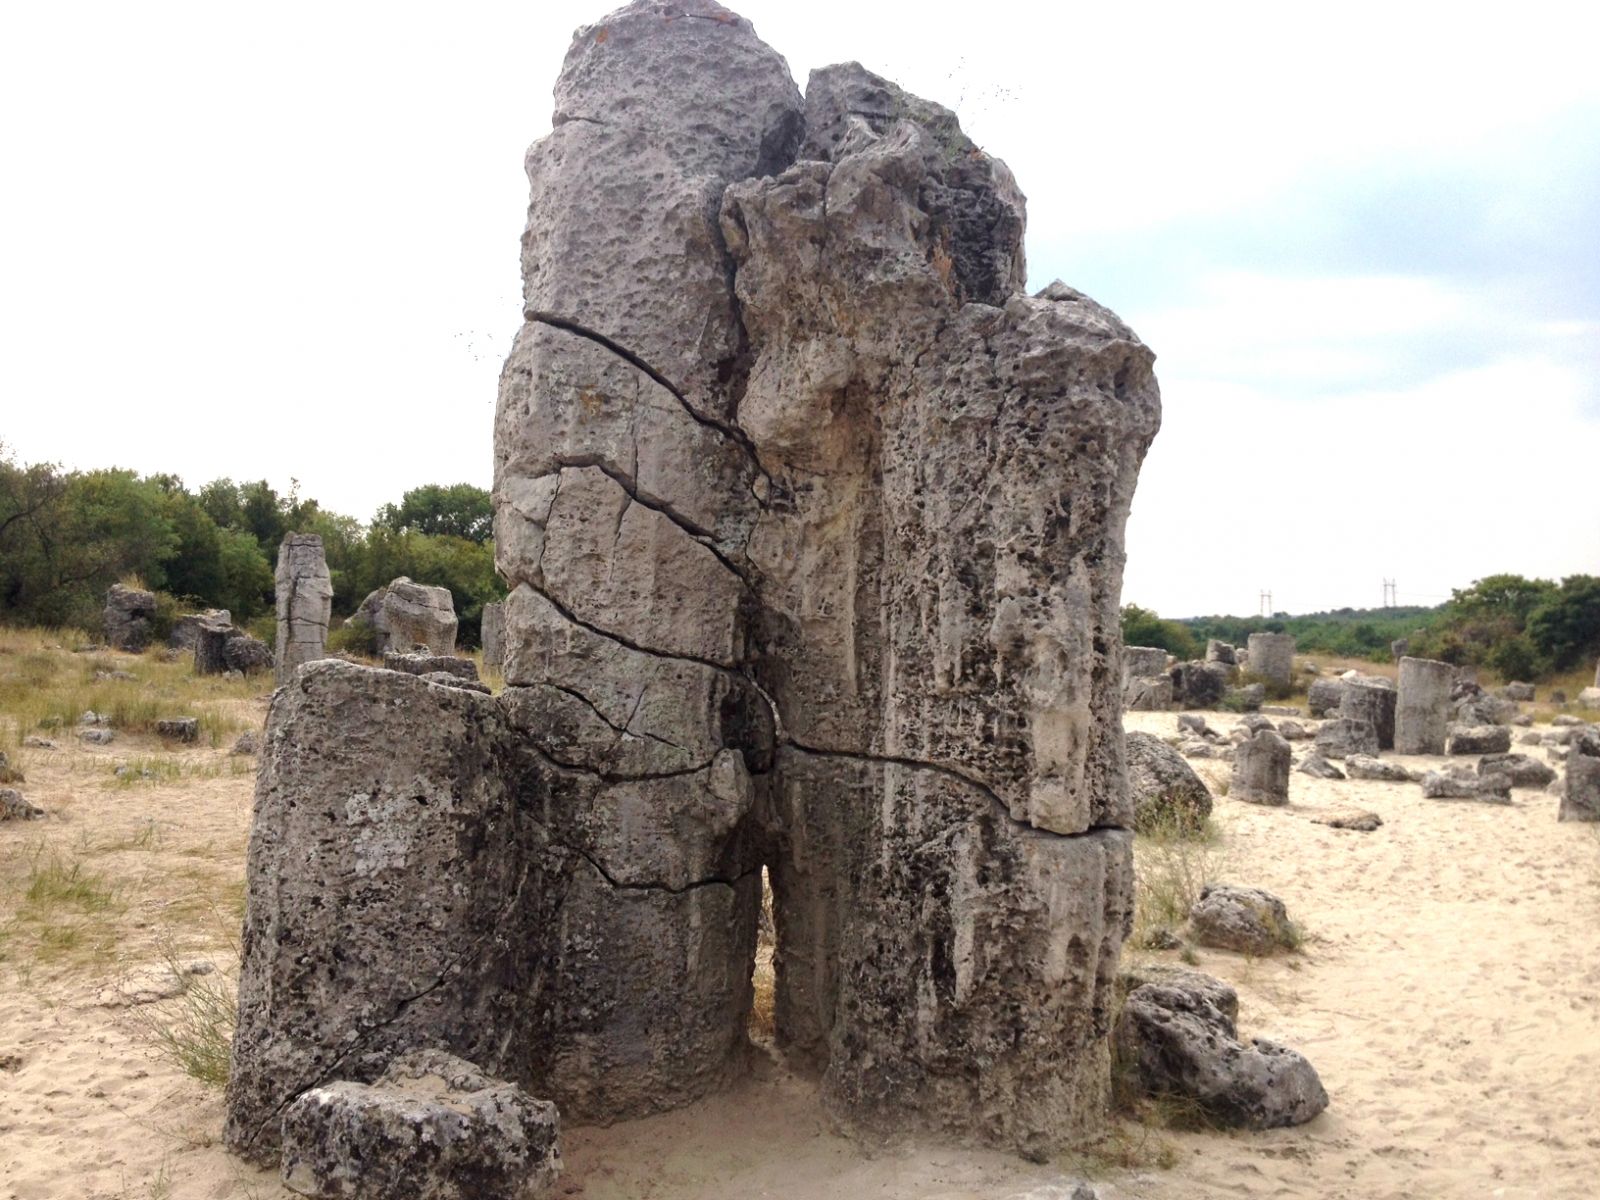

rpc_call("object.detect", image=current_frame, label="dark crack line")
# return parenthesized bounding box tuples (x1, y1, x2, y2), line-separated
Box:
(567, 843, 761, 896)
(522, 579, 740, 675)
(242, 859, 532, 1154)
(538, 458, 756, 590)
(546, 681, 692, 757)
(527, 736, 712, 784)
(781, 738, 1130, 841)
(526, 312, 771, 488)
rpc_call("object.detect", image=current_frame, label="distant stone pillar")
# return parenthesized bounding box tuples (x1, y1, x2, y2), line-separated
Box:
(1562, 746, 1600, 822)
(194, 618, 233, 676)
(103, 583, 157, 652)
(1231, 730, 1290, 805)
(481, 601, 506, 672)
(1204, 640, 1236, 666)
(1245, 633, 1294, 690)
(1340, 681, 1397, 751)
(1395, 656, 1454, 754)
(275, 534, 333, 685)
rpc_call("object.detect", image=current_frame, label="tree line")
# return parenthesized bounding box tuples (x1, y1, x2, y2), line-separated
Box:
(0, 443, 502, 646)
(1123, 572, 1600, 681)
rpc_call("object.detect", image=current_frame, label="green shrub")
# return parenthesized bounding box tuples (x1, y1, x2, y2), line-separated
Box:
(327, 618, 378, 658)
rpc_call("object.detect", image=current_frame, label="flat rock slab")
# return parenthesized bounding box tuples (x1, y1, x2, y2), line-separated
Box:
(1314, 810, 1383, 832)
(280, 1050, 560, 1200)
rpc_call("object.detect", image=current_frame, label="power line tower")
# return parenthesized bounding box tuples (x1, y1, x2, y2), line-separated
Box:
(1382, 579, 1397, 608)
(1259, 589, 1273, 617)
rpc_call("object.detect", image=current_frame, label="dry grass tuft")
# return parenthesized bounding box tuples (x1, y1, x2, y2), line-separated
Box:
(1130, 813, 1226, 952)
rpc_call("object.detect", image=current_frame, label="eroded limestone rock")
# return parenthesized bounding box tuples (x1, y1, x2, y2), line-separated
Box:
(353, 578, 459, 656)
(233, 0, 1159, 1169)
(275, 533, 333, 684)
(1231, 730, 1290, 805)
(104, 583, 157, 652)
(1125, 732, 1213, 834)
(1396, 656, 1454, 754)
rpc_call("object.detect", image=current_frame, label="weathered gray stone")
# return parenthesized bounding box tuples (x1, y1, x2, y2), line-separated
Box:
(279, 1050, 560, 1200)
(1456, 692, 1519, 726)
(1231, 730, 1291, 805)
(354, 578, 459, 657)
(1344, 755, 1414, 782)
(1314, 717, 1379, 761)
(1498, 682, 1535, 702)
(1177, 713, 1210, 737)
(1396, 656, 1455, 754)
(0, 788, 44, 821)
(1238, 714, 1276, 736)
(1204, 639, 1236, 666)
(1391, 638, 1409, 662)
(1421, 765, 1511, 803)
(480, 601, 506, 672)
(1297, 753, 1345, 780)
(1306, 678, 1345, 718)
(1561, 753, 1600, 821)
(1124, 674, 1174, 712)
(235, 3, 1159, 1168)
(1171, 661, 1230, 710)
(196, 619, 274, 677)
(1245, 633, 1294, 690)
(1114, 972, 1327, 1130)
(276, 533, 333, 685)
(1277, 720, 1308, 741)
(79, 728, 115, 746)
(1125, 732, 1213, 834)
(1446, 724, 1513, 756)
(103, 583, 157, 653)
(383, 651, 480, 682)
(1125, 646, 1170, 678)
(1226, 683, 1266, 712)
(232, 731, 261, 756)
(170, 609, 231, 650)
(155, 718, 199, 743)
(1577, 686, 1600, 709)
(1189, 884, 1298, 955)
(1477, 753, 1557, 790)
(1340, 680, 1396, 751)
(1314, 810, 1382, 832)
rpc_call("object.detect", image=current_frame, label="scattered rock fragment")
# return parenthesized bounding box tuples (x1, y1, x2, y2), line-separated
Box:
(1476, 753, 1557, 790)
(1, 788, 44, 821)
(279, 1050, 561, 1200)
(1446, 725, 1512, 756)
(1314, 810, 1382, 832)
(1344, 755, 1414, 783)
(1189, 884, 1300, 955)
(1297, 754, 1345, 780)
(1421, 766, 1511, 803)
(1114, 968, 1327, 1129)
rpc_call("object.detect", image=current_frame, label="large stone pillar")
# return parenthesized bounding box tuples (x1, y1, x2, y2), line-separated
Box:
(1246, 633, 1295, 690)
(1396, 656, 1455, 754)
(491, 0, 799, 1124)
(1340, 679, 1397, 751)
(274, 533, 333, 684)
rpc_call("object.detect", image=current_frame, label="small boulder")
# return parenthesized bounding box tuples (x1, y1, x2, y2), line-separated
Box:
(232, 731, 262, 756)
(1276, 720, 1308, 741)
(1171, 661, 1230, 710)
(1189, 884, 1299, 955)
(1344, 755, 1414, 783)
(1296, 754, 1345, 781)
(1577, 686, 1600, 709)
(1476, 753, 1557, 790)
(278, 1049, 561, 1200)
(80, 728, 115, 746)
(1313, 717, 1379, 761)
(1421, 766, 1511, 803)
(1552, 715, 1583, 728)
(1125, 732, 1213, 835)
(1177, 713, 1210, 737)
(156, 718, 200, 744)
(22, 736, 56, 750)
(1114, 970, 1327, 1130)
(1314, 810, 1382, 832)
(1226, 683, 1266, 712)
(1238, 714, 1277, 736)
(1306, 679, 1345, 718)
(1497, 682, 1535, 702)
(1446, 725, 1512, 756)
(1230, 730, 1291, 806)
(1, 788, 45, 821)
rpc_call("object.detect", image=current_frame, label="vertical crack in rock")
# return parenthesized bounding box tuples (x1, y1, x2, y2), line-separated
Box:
(228, 0, 1161, 1171)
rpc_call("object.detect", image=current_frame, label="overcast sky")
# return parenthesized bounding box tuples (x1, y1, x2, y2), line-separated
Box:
(3, 1, 1596, 617)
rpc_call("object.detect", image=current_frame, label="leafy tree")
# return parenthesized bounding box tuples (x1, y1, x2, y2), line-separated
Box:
(1526, 576, 1600, 671)
(1121, 604, 1200, 661)
(375, 483, 493, 543)
(1448, 574, 1557, 624)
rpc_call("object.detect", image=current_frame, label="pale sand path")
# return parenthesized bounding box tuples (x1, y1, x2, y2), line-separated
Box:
(2, 705, 1596, 1198)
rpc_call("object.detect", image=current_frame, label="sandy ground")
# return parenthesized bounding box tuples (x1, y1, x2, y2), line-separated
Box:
(3, 692, 1597, 1199)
